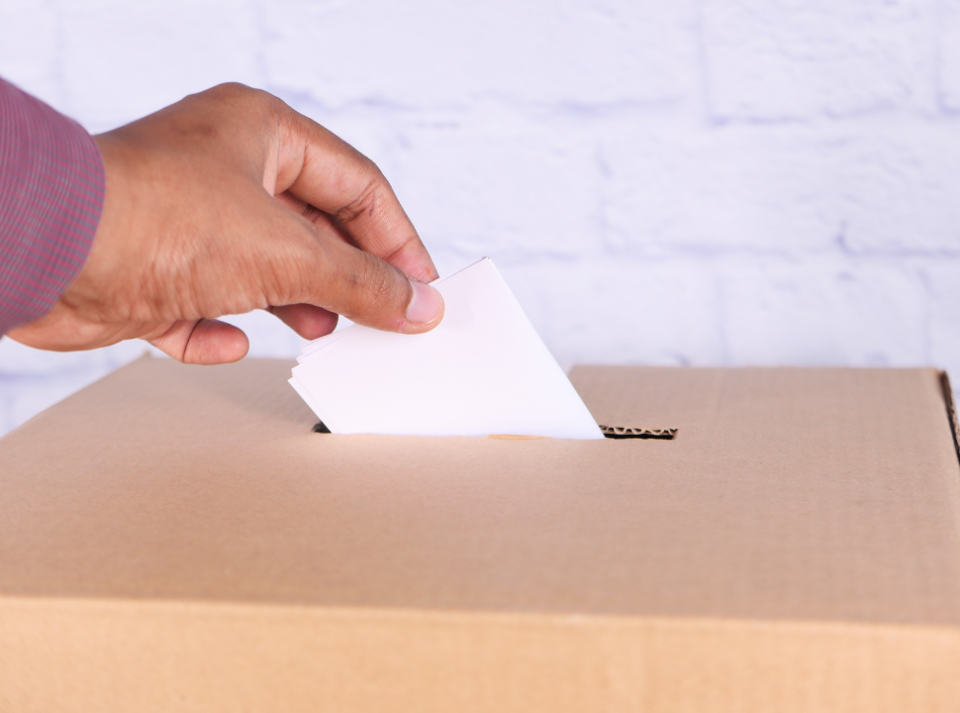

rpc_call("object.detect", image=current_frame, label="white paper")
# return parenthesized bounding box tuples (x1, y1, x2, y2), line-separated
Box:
(289, 257, 604, 439)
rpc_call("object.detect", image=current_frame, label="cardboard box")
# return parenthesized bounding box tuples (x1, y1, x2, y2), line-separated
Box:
(2, 356, 959, 711)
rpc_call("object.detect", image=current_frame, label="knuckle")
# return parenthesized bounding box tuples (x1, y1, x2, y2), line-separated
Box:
(201, 83, 278, 120)
(356, 253, 399, 310)
(206, 82, 253, 99)
(335, 172, 386, 224)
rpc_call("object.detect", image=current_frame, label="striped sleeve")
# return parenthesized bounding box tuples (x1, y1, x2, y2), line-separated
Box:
(0, 78, 105, 336)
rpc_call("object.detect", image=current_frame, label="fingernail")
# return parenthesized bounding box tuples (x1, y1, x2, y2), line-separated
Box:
(406, 280, 444, 326)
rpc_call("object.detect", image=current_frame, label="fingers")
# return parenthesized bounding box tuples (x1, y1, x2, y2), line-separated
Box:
(273, 107, 439, 283)
(317, 243, 444, 334)
(148, 319, 249, 365)
(273, 190, 357, 247)
(268, 304, 339, 340)
(277, 215, 444, 334)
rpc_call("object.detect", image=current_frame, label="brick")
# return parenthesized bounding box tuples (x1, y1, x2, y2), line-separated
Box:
(834, 123, 960, 253)
(720, 258, 926, 365)
(385, 119, 604, 260)
(0, 0, 61, 108)
(701, 0, 936, 121)
(600, 118, 844, 254)
(499, 257, 724, 365)
(938, 0, 960, 110)
(923, 261, 960, 382)
(57, 0, 262, 131)
(603, 117, 960, 256)
(262, 0, 699, 109)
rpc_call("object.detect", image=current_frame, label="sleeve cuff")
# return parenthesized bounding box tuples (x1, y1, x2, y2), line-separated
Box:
(0, 78, 106, 335)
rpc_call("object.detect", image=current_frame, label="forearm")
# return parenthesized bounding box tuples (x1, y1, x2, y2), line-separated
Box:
(0, 78, 105, 336)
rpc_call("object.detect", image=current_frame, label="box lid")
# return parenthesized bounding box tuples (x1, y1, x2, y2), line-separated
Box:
(2, 356, 959, 628)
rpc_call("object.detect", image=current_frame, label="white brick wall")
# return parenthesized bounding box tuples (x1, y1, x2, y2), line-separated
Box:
(2, 0, 959, 435)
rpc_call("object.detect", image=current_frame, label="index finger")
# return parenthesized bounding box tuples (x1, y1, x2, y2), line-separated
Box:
(271, 104, 438, 283)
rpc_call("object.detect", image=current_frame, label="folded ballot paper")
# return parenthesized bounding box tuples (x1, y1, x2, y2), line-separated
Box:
(289, 258, 604, 439)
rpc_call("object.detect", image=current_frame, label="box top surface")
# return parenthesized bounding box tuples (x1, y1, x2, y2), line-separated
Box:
(2, 357, 960, 627)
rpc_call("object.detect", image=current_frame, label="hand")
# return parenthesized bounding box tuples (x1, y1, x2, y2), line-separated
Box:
(8, 83, 444, 364)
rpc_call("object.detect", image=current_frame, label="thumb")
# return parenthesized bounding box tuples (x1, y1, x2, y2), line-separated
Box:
(148, 318, 250, 364)
(297, 225, 445, 334)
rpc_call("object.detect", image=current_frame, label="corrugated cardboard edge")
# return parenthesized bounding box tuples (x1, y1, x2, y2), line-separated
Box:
(938, 371, 960, 469)
(2, 596, 959, 713)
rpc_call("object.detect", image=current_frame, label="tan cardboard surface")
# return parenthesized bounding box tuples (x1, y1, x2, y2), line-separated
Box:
(2, 357, 960, 710)
(3, 598, 960, 713)
(2, 357, 959, 624)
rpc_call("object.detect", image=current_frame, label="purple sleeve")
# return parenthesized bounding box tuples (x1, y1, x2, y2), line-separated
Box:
(0, 78, 105, 336)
